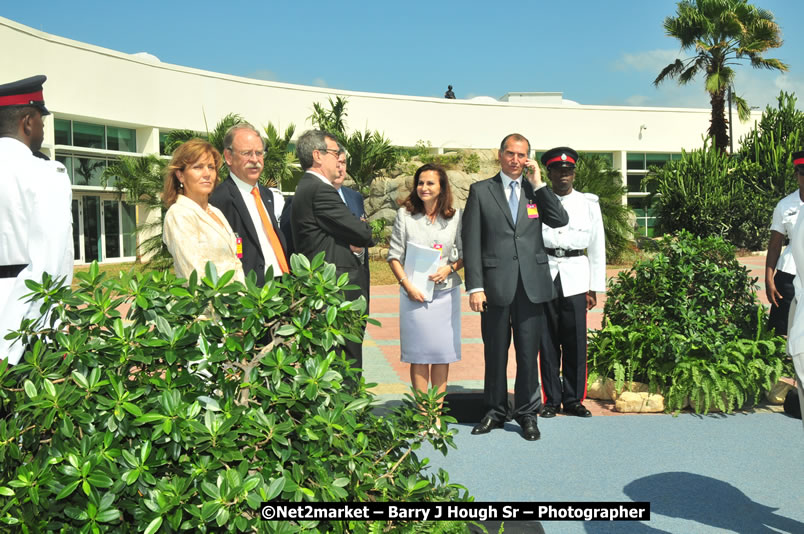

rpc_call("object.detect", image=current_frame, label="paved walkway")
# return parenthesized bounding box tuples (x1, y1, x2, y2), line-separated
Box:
(364, 255, 774, 414)
(362, 255, 804, 533)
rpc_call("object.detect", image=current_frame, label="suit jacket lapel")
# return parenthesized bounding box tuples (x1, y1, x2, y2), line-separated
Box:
(225, 177, 261, 247)
(490, 173, 516, 228)
(515, 180, 533, 227)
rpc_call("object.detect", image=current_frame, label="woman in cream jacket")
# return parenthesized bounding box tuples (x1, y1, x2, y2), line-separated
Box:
(162, 138, 245, 283)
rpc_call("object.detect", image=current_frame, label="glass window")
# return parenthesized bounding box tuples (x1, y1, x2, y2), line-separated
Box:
(121, 202, 137, 257)
(73, 122, 105, 149)
(73, 157, 107, 186)
(107, 126, 136, 152)
(159, 132, 169, 155)
(593, 153, 614, 167)
(627, 153, 646, 170)
(54, 119, 72, 145)
(646, 153, 672, 168)
(72, 199, 80, 261)
(55, 155, 73, 182)
(627, 174, 643, 192)
(103, 201, 121, 258)
(83, 196, 101, 262)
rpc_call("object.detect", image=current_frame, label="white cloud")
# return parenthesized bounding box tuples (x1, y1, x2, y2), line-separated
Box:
(724, 71, 804, 111)
(624, 95, 649, 106)
(616, 52, 803, 110)
(613, 49, 681, 73)
(312, 78, 328, 88)
(247, 69, 278, 81)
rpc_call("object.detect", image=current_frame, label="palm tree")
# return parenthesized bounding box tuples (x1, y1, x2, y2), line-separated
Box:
(263, 122, 299, 189)
(573, 155, 634, 264)
(101, 155, 172, 269)
(654, 0, 788, 152)
(308, 96, 398, 192)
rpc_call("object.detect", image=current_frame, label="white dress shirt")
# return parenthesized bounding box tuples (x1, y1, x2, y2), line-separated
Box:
(229, 174, 283, 278)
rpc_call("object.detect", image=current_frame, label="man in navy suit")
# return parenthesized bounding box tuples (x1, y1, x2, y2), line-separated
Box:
(209, 123, 288, 287)
(462, 133, 568, 441)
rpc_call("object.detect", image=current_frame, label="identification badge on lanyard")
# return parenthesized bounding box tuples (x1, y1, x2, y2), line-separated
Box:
(526, 204, 539, 219)
(433, 243, 443, 259)
(235, 233, 243, 259)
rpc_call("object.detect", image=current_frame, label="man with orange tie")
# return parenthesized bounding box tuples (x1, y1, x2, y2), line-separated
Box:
(290, 130, 373, 368)
(209, 123, 288, 286)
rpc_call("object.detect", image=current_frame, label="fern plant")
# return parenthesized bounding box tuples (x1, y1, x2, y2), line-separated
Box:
(589, 231, 788, 414)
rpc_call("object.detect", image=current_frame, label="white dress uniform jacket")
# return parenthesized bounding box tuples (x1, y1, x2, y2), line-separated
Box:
(0, 137, 74, 365)
(542, 190, 606, 296)
(770, 191, 803, 275)
(162, 194, 245, 283)
(785, 215, 804, 429)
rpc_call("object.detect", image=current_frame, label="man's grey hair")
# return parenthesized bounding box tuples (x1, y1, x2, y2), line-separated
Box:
(296, 129, 340, 170)
(223, 122, 265, 151)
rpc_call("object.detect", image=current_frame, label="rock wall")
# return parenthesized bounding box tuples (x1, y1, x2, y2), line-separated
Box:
(363, 150, 501, 230)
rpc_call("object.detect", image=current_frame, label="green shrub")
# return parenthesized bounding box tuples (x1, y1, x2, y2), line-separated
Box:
(369, 219, 389, 246)
(461, 153, 480, 174)
(589, 231, 787, 413)
(738, 91, 804, 198)
(645, 141, 768, 250)
(648, 93, 804, 251)
(0, 255, 469, 532)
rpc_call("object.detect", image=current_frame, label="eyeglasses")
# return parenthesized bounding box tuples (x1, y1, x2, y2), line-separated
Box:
(317, 148, 341, 158)
(228, 148, 264, 159)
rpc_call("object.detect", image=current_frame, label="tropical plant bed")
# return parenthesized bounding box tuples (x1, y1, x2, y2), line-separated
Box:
(588, 231, 791, 414)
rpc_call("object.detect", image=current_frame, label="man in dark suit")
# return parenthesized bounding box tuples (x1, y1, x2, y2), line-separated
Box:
(334, 151, 372, 313)
(280, 150, 372, 312)
(209, 123, 288, 286)
(461, 133, 569, 441)
(290, 130, 373, 368)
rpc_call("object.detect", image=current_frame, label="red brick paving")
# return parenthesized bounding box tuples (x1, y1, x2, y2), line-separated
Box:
(367, 255, 774, 416)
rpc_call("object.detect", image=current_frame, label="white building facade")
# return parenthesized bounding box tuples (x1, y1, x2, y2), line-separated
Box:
(1, 16, 762, 264)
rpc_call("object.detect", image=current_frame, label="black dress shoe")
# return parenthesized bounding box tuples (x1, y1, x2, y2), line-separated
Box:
(519, 416, 541, 441)
(541, 405, 558, 418)
(471, 416, 504, 435)
(563, 403, 592, 417)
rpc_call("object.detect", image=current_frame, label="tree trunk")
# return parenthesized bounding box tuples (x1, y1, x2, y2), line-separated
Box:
(709, 90, 729, 153)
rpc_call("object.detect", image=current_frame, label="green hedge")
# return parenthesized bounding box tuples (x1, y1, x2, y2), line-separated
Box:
(0, 255, 469, 532)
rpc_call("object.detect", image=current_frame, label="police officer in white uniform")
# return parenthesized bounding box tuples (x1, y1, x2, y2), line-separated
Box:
(539, 147, 605, 418)
(0, 75, 73, 366)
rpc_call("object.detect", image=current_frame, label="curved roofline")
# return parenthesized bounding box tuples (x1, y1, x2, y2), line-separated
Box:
(1, 15, 721, 115)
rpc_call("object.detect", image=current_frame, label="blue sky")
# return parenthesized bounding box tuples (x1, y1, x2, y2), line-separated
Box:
(6, 0, 803, 110)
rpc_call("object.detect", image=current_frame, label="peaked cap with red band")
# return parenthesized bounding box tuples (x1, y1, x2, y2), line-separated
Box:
(540, 146, 579, 169)
(793, 150, 804, 169)
(0, 75, 50, 116)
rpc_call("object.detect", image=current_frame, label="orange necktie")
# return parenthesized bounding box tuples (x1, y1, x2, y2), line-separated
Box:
(250, 187, 289, 274)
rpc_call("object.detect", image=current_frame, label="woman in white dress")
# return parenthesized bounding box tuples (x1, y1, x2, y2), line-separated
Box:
(387, 164, 463, 415)
(162, 139, 245, 283)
